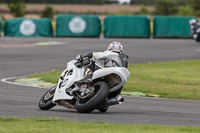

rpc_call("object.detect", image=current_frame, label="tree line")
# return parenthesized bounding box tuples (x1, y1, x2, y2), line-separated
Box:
(1, 0, 105, 4)
(3, 0, 200, 19)
(131, 0, 186, 5)
(0, 0, 188, 5)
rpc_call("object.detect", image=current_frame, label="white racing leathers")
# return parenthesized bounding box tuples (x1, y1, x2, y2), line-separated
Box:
(92, 51, 123, 67)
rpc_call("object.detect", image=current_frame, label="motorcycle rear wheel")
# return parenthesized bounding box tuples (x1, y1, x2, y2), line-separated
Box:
(38, 85, 56, 110)
(98, 107, 108, 113)
(76, 81, 109, 113)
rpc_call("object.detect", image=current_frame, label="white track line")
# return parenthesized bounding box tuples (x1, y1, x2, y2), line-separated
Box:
(1, 76, 48, 89)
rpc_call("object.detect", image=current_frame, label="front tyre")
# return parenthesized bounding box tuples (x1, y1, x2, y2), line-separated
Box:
(76, 81, 109, 113)
(38, 85, 56, 110)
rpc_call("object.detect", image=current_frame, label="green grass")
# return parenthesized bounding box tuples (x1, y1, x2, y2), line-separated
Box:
(28, 71, 61, 83)
(124, 60, 200, 100)
(0, 117, 200, 133)
(28, 59, 200, 100)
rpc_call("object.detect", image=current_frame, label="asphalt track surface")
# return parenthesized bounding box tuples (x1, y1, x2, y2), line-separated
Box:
(0, 37, 200, 127)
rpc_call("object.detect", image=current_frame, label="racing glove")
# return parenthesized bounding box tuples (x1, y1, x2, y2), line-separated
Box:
(76, 52, 93, 61)
(75, 54, 83, 61)
(82, 52, 93, 59)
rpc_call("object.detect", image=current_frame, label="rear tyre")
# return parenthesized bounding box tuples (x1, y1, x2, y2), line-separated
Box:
(108, 87, 123, 98)
(38, 85, 56, 110)
(98, 107, 108, 113)
(76, 81, 109, 113)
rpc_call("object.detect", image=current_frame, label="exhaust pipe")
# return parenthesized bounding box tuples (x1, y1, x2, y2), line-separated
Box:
(100, 96, 124, 108)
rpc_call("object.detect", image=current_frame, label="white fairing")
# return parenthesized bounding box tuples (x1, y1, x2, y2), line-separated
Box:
(53, 60, 84, 102)
(52, 60, 130, 102)
(92, 67, 130, 92)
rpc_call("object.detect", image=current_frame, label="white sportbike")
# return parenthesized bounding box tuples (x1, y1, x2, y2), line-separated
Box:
(38, 59, 130, 113)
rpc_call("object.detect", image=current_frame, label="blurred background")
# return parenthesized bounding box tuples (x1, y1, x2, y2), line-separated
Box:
(0, 0, 199, 37)
(0, 0, 198, 21)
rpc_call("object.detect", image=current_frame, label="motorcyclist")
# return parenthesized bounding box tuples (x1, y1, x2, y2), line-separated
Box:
(75, 41, 129, 89)
(57, 41, 129, 109)
(189, 19, 200, 42)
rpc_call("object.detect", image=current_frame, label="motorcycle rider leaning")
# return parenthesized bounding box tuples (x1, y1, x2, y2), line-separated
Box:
(189, 19, 200, 42)
(75, 41, 129, 94)
(57, 41, 129, 109)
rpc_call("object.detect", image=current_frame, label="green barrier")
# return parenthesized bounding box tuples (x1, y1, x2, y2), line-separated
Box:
(0, 18, 2, 36)
(56, 15, 101, 37)
(5, 18, 53, 37)
(104, 16, 150, 38)
(153, 16, 197, 38)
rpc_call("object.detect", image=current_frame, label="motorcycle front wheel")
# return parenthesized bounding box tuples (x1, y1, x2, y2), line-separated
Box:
(75, 81, 109, 113)
(38, 85, 56, 110)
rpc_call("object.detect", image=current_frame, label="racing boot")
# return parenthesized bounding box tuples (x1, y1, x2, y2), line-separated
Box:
(75, 68, 93, 86)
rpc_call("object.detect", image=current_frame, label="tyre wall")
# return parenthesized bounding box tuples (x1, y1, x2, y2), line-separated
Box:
(153, 16, 197, 38)
(4, 18, 53, 37)
(0, 17, 2, 36)
(104, 16, 150, 38)
(56, 15, 101, 37)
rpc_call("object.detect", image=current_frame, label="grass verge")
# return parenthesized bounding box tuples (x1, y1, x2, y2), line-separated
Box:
(0, 117, 200, 133)
(28, 59, 200, 100)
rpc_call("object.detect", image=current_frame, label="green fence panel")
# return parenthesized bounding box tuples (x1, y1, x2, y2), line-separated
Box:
(104, 16, 150, 38)
(56, 15, 101, 37)
(0, 18, 2, 36)
(5, 18, 53, 37)
(153, 16, 197, 38)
